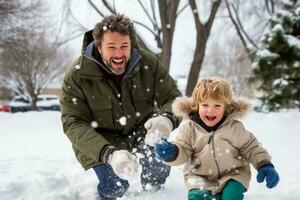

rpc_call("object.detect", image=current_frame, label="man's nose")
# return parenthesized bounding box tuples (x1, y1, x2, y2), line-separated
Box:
(114, 48, 123, 57)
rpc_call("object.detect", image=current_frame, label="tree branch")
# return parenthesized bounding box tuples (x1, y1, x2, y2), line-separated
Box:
(225, 0, 250, 55)
(230, 2, 258, 49)
(87, 0, 105, 17)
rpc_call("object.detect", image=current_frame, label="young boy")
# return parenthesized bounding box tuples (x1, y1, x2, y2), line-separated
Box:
(154, 77, 279, 200)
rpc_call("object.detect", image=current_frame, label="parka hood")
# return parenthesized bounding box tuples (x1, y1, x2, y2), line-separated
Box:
(172, 96, 252, 120)
(81, 30, 94, 54)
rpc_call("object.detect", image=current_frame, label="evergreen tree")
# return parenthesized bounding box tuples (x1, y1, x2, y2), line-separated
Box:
(251, 0, 300, 112)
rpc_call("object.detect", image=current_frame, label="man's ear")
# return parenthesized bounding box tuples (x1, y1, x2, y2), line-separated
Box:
(97, 46, 102, 54)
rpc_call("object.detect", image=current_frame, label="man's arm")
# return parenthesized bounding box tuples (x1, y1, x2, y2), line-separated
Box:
(60, 61, 109, 162)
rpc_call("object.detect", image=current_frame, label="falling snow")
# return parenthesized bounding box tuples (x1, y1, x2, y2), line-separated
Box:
(90, 121, 98, 128)
(75, 64, 80, 69)
(119, 116, 127, 126)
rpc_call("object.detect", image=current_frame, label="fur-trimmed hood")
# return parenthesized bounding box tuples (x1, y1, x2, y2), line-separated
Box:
(172, 96, 252, 120)
(167, 96, 271, 194)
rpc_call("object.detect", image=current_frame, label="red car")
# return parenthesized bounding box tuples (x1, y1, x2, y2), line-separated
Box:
(0, 103, 9, 112)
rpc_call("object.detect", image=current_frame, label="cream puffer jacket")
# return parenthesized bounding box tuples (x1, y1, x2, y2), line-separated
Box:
(166, 97, 272, 194)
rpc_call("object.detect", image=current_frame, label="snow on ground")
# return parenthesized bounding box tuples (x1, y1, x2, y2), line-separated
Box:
(0, 110, 299, 200)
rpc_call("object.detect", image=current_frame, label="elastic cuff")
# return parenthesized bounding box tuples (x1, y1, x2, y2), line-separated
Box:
(162, 112, 179, 130)
(99, 145, 118, 163)
(257, 162, 274, 170)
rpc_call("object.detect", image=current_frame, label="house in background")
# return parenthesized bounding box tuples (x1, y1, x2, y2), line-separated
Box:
(41, 87, 62, 97)
(40, 77, 63, 97)
(0, 86, 11, 100)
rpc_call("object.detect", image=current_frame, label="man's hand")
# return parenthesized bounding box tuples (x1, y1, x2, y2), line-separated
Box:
(144, 115, 173, 146)
(107, 150, 139, 180)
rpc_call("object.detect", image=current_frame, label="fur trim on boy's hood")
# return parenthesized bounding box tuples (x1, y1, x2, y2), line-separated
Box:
(172, 96, 253, 120)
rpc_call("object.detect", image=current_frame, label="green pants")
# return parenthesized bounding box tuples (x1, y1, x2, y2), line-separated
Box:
(188, 179, 246, 200)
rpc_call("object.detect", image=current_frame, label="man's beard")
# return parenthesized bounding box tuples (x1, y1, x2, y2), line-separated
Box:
(103, 56, 128, 75)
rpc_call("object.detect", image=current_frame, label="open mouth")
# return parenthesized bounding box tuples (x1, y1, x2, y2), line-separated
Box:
(111, 58, 125, 66)
(206, 116, 216, 121)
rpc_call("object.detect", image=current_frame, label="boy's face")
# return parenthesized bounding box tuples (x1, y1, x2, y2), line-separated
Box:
(98, 31, 131, 75)
(198, 98, 225, 127)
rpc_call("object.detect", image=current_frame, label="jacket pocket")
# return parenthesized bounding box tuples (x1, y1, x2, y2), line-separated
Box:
(90, 97, 114, 128)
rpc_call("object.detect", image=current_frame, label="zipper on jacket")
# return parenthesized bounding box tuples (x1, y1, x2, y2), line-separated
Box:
(210, 132, 221, 179)
(207, 135, 213, 144)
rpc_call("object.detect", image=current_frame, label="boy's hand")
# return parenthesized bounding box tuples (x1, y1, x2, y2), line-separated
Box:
(154, 138, 176, 161)
(257, 165, 280, 188)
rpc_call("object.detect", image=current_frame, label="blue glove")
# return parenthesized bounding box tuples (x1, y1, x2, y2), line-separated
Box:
(154, 138, 176, 161)
(257, 165, 280, 188)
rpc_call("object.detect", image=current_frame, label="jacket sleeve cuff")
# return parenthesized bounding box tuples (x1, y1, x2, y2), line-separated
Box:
(162, 112, 179, 130)
(99, 145, 118, 163)
(257, 161, 274, 170)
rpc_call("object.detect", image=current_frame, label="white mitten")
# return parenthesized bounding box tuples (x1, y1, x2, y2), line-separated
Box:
(144, 115, 173, 146)
(107, 150, 139, 180)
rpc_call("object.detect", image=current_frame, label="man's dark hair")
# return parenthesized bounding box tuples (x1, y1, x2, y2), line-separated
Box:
(93, 14, 137, 48)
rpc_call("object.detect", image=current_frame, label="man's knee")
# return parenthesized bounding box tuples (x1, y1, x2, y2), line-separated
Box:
(141, 161, 170, 187)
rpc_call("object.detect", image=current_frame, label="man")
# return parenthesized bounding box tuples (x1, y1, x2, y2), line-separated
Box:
(60, 14, 181, 200)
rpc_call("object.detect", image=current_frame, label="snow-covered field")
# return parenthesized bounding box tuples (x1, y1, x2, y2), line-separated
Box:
(0, 110, 299, 200)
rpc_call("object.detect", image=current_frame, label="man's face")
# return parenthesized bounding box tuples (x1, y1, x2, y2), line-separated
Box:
(98, 31, 131, 75)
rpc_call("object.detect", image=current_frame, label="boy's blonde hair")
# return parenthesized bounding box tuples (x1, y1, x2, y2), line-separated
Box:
(191, 77, 234, 115)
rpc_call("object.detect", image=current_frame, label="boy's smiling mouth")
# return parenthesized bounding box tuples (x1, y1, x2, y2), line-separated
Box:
(206, 116, 216, 121)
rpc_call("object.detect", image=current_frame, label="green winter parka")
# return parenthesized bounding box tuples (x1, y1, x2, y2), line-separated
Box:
(60, 31, 181, 170)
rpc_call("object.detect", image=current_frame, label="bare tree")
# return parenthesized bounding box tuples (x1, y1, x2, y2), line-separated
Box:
(204, 37, 254, 97)
(0, 1, 72, 110)
(185, 0, 222, 96)
(0, 27, 70, 110)
(224, 0, 279, 58)
(64, 0, 187, 71)
(0, 0, 41, 44)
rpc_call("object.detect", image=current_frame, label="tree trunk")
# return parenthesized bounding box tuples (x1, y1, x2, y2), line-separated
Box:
(158, 0, 179, 72)
(185, 32, 208, 96)
(185, 0, 221, 96)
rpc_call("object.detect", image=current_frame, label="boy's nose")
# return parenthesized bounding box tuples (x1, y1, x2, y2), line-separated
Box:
(207, 107, 214, 113)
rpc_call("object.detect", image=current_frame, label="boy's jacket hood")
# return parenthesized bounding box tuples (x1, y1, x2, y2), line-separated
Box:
(172, 96, 252, 120)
